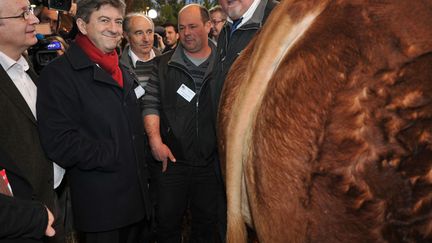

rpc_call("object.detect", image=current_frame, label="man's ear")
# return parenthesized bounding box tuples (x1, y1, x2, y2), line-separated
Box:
(204, 20, 212, 34)
(76, 18, 87, 35)
(123, 32, 130, 42)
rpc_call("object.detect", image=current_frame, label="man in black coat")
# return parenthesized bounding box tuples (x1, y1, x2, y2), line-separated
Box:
(0, 148, 55, 243)
(142, 4, 220, 243)
(36, 0, 151, 242)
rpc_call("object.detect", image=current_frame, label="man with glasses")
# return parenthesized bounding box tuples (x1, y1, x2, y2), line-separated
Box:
(0, 0, 57, 241)
(209, 5, 226, 43)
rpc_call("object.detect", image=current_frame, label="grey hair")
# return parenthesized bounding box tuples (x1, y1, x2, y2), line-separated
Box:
(209, 5, 227, 19)
(123, 12, 154, 33)
(75, 0, 126, 23)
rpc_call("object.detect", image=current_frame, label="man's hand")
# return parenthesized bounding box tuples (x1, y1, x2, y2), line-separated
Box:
(144, 115, 175, 172)
(45, 207, 55, 237)
(150, 140, 176, 172)
(155, 33, 165, 50)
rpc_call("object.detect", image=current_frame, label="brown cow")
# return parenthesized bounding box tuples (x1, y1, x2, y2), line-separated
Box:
(218, 0, 432, 242)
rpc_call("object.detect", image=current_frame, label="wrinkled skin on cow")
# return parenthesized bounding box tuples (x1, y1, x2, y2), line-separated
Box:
(218, 0, 432, 242)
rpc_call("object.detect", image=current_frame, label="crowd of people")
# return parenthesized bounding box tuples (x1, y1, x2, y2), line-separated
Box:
(0, 0, 277, 242)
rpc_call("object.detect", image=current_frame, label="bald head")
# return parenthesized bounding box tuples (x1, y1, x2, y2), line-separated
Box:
(178, 4, 210, 24)
(178, 4, 211, 57)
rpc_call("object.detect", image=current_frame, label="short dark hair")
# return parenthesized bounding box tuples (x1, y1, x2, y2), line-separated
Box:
(163, 22, 178, 33)
(76, 0, 126, 23)
(199, 5, 210, 23)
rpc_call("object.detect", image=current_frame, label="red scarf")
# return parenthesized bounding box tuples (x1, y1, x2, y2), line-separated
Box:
(75, 33, 123, 87)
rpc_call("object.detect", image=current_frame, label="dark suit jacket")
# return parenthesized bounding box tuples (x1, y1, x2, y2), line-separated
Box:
(0, 62, 54, 211)
(37, 43, 151, 232)
(0, 148, 47, 243)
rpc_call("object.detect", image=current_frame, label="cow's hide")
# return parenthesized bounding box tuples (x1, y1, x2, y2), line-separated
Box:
(218, 0, 432, 242)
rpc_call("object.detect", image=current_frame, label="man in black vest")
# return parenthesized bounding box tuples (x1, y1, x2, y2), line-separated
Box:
(142, 4, 221, 243)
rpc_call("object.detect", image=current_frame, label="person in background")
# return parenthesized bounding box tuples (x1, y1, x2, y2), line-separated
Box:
(121, 12, 161, 87)
(0, 0, 61, 241)
(142, 4, 221, 243)
(38, 7, 59, 35)
(162, 22, 179, 53)
(36, 0, 152, 242)
(209, 5, 226, 43)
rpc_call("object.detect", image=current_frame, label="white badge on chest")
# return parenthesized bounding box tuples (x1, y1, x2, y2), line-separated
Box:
(177, 84, 196, 102)
(134, 85, 145, 99)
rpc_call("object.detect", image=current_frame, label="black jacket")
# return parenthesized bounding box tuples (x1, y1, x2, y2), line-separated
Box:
(143, 44, 217, 166)
(0, 65, 54, 212)
(0, 148, 47, 243)
(211, 0, 278, 117)
(36, 43, 151, 232)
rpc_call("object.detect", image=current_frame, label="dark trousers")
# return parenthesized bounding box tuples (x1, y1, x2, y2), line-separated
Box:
(150, 161, 221, 243)
(81, 220, 145, 243)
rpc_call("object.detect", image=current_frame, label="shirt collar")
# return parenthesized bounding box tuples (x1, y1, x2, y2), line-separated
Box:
(227, 0, 260, 29)
(0, 51, 30, 72)
(128, 47, 155, 68)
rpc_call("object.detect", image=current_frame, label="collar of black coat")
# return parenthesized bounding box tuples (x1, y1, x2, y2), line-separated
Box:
(168, 40, 217, 73)
(64, 43, 135, 93)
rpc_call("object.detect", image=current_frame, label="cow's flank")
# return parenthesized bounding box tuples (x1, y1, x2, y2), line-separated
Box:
(219, 0, 432, 242)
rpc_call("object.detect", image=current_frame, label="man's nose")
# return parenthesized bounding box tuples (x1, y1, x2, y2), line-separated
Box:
(143, 32, 150, 41)
(29, 12, 40, 25)
(108, 21, 122, 34)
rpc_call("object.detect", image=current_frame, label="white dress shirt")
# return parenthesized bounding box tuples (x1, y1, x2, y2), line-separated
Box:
(0, 51, 65, 189)
(129, 48, 156, 68)
(227, 0, 261, 28)
(0, 51, 37, 118)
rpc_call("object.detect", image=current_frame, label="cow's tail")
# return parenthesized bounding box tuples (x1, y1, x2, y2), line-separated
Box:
(226, 148, 248, 243)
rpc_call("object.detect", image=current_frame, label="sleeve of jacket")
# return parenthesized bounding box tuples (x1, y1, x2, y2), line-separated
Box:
(0, 194, 47, 239)
(36, 62, 117, 171)
(141, 56, 162, 117)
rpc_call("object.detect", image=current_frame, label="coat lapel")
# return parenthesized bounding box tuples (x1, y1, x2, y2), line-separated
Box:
(122, 66, 135, 97)
(0, 66, 37, 124)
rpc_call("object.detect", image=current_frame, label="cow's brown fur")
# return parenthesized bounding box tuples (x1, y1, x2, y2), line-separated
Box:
(218, 0, 432, 242)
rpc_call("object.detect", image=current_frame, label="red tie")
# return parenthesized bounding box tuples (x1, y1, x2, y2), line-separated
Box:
(0, 169, 13, 196)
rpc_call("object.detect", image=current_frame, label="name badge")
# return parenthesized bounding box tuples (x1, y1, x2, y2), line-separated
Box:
(134, 85, 145, 99)
(177, 84, 195, 102)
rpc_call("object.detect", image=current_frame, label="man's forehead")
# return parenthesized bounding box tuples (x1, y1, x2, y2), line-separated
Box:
(130, 16, 153, 30)
(211, 12, 223, 18)
(1, 0, 28, 13)
(91, 5, 124, 19)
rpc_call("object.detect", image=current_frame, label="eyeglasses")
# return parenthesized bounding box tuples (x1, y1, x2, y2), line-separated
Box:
(211, 19, 226, 25)
(0, 6, 34, 21)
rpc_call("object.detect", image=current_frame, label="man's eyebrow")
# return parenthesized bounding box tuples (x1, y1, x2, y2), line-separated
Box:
(98, 16, 124, 21)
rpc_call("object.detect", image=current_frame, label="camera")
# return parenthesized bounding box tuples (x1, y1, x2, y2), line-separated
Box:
(28, 0, 72, 73)
(28, 35, 63, 74)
